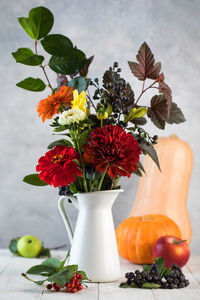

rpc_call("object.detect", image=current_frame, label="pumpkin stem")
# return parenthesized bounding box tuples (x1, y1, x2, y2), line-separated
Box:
(170, 134, 179, 139)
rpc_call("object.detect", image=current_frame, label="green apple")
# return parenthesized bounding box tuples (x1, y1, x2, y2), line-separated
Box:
(17, 235, 42, 258)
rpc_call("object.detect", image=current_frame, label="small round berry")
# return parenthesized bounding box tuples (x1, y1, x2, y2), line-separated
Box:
(54, 286, 60, 292)
(77, 284, 83, 290)
(117, 68, 122, 72)
(70, 283, 75, 288)
(76, 273, 83, 280)
(75, 280, 80, 287)
(46, 284, 52, 290)
(66, 287, 72, 293)
(125, 272, 130, 278)
(135, 270, 140, 276)
(185, 279, 189, 286)
(72, 288, 78, 293)
(65, 282, 71, 288)
(113, 62, 119, 68)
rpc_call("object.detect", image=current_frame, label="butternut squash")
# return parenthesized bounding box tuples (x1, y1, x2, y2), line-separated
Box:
(130, 134, 193, 243)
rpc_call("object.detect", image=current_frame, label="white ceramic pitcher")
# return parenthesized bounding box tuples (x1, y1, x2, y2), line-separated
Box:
(58, 189, 123, 282)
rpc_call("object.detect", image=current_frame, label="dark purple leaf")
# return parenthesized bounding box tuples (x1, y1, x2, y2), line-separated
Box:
(147, 95, 168, 129)
(128, 42, 161, 81)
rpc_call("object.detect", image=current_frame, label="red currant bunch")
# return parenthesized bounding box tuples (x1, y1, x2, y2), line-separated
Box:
(46, 272, 84, 293)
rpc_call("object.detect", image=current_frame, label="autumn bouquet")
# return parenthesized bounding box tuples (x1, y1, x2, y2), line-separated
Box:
(12, 6, 185, 196)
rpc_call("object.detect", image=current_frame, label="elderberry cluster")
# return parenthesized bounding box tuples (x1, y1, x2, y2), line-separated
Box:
(162, 264, 189, 289)
(125, 263, 161, 288)
(46, 272, 83, 293)
(58, 185, 72, 196)
(125, 263, 189, 289)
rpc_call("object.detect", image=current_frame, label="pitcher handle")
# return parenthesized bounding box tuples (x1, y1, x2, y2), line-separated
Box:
(58, 195, 79, 245)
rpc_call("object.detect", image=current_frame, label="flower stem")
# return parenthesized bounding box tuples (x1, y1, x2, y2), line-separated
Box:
(98, 165, 109, 191)
(100, 119, 103, 127)
(34, 40, 55, 94)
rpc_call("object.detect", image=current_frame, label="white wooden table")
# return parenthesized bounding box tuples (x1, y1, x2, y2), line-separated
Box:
(0, 249, 199, 300)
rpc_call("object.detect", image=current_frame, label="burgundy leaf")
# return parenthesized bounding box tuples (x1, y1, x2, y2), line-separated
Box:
(79, 55, 94, 77)
(159, 80, 172, 118)
(128, 61, 144, 81)
(166, 102, 186, 124)
(147, 62, 161, 80)
(147, 95, 168, 129)
(128, 42, 161, 81)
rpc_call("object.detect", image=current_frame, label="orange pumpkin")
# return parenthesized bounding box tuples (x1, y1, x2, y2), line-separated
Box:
(116, 214, 181, 264)
(130, 135, 193, 243)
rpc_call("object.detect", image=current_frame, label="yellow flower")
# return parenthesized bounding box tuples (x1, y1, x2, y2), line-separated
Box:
(71, 90, 87, 113)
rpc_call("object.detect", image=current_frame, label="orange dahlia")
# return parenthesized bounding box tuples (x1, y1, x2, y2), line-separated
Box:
(37, 86, 74, 122)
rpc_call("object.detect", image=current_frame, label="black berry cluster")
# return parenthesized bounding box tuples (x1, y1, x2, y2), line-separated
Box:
(46, 273, 83, 293)
(124, 263, 189, 289)
(125, 263, 162, 288)
(58, 185, 72, 196)
(131, 125, 158, 146)
(162, 264, 189, 289)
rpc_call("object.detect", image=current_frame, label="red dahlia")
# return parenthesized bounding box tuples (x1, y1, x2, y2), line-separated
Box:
(83, 125, 141, 178)
(36, 146, 82, 187)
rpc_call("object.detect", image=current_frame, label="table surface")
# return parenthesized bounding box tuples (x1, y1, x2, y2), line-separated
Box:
(0, 249, 199, 300)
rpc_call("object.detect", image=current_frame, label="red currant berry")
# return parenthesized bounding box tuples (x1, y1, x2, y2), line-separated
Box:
(65, 282, 71, 288)
(46, 284, 52, 290)
(72, 276, 77, 281)
(75, 280, 80, 287)
(77, 274, 83, 280)
(70, 280, 76, 284)
(66, 287, 71, 293)
(70, 283, 75, 288)
(54, 286, 60, 292)
(78, 284, 83, 290)
(72, 288, 78, 293)
(53, 283, 58, 288)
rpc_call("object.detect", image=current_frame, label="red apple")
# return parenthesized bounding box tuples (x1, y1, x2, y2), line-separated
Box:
(153, 235, 190, 268)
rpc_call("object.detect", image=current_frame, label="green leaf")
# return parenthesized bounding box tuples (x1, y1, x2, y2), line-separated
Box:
(69, 183, 77, 194)
(137, 161, 146, 174)
(77, 270, 89, 281)
(133, 168, 143, 177)
(53, 125, 67, 132)
(143, 264, 152, 274)
(68, 76, 87, 93)
(47, 139, 73, 149)
(49, 49, 87, 75)
(23, 174, 48, 186)
(16, 77, 46, 92)
(119, 282, 136, 288)
(41, 34, 73, 56)
(38, 247, 51, 258)
(79, 129, 91, 148)
(155, 257, 165, 275)
(140, 142, 161, 171)
(130, 117, 147, 126)
(160, 267, 172, 279)
(47, 265, 78, 287)
(126, 107, 147, 122)
(9, 238, 20, 254)
(12, 48, 44, 66)
(26, 265, 57, 275)
(142, 283, 161, 289)
(41, 258, 62, 269)
(18, 6, 54, 40)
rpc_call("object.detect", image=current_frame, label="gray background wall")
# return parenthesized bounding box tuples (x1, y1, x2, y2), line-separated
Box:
(0, 0, 200, 253)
